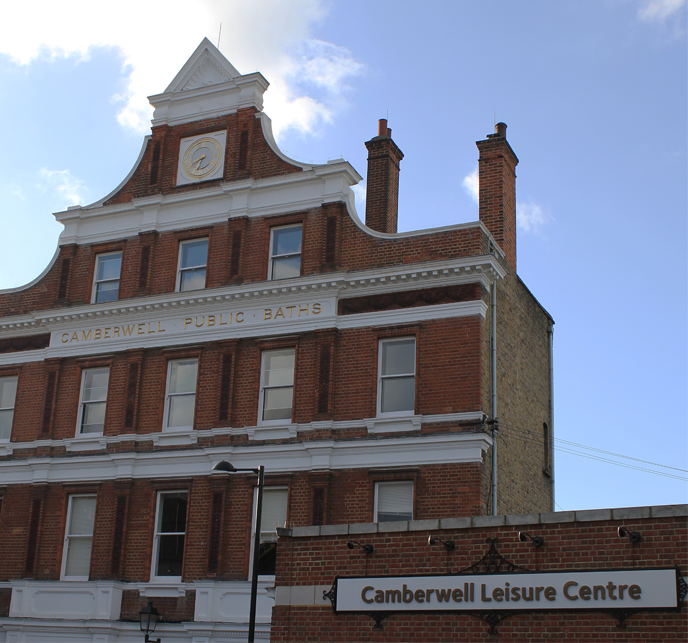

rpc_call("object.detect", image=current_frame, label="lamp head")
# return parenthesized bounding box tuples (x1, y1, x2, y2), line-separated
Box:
(139, 601, 159, 634)
(212, 460, 237, 473)
(428, 535, 455, 551)
(518, 531, 544, 547)
(618, 526, 642, 543)
(347, 540, 374, 554)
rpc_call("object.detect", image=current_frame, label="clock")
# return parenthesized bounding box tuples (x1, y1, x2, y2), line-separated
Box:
(176, 131, 227, 186)
(182, 137, 223, 180)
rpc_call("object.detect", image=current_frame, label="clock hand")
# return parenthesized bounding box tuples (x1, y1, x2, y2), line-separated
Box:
(193, 154, 206, 171)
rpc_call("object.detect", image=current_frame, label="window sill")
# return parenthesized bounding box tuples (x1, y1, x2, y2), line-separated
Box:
(140, 581, 186, 597)
(65, 434, 106, 452)
(249, 423, 298, 441)
(365, 415, 421, 435)
(153, 430, 198, 447)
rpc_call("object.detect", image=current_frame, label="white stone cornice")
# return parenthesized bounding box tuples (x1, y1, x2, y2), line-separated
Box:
(0, 426, 492, 485)
(0, 254, 502, 333)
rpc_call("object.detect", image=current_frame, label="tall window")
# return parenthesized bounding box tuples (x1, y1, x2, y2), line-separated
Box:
(152, 491, 188, 579)
(77, 367, 109, 434)
(375, 481, 413, 522)
(165, 359, 198, 430)
(62, 495, 96, 579)
(177, 239, 208, 292)
(256, 487, 288, 576)
(269, 225, 302, 280)
(378, 338, 416, 415)
(92, 252, 122, 303)
(0, 376, 18, 440)
(260, 349, 295, 423)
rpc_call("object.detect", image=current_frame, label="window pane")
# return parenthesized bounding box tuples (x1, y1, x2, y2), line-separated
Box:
(382, 339, 415, 376)
(159, 493, 187, 533)
(377, 482, 413, 522)
(180, 239, 208, 268)
(81, 402, 106, 433)
(96, 253, 122, 281)
(82, 368, 109, 401)
(95, 280, 119, 303)
(272, 256, 301, 280)
(273, 226, 302, 255)
(179, 268, 206, 291)
(264, 350, 295, 386)
(263, 387, 293, 421)
(381, 376, 415, 413)
(157, 535, 185, 576)
(169, 360, 198, 394)
(257, 541, 278, 575)
(69, 497, 96, 534)
(0, 377, 17, 408)
(64, 537, 93, 577)
(168, 395, 195, 427)
(261, 489, 288, 533)
(0, 410, 13, 439)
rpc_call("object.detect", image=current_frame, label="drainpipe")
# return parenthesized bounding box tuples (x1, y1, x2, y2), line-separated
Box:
(491, 282, 498, 515)
(548, 322, 555, 512)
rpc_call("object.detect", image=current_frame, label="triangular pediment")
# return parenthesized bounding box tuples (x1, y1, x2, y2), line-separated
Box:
(164, 37, 241, 94)
(148, 38, 269, 126)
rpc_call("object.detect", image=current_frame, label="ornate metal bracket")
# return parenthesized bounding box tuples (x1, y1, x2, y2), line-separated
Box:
(602, 608, 642, 628)
(323, 582, 336, 608)
(454, 538, 531, 576)
(678, 568, 687, 604)
(365, 612, 389, 629)
(465, 610, 520, 635)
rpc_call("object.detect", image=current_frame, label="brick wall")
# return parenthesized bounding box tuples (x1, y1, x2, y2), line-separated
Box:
(271, 506, 688, 642)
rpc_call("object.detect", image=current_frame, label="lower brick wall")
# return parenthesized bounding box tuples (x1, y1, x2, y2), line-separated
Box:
(271, 507, 687, 641)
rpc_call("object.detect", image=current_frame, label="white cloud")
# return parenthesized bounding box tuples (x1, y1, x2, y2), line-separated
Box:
(351, 182, 367, 216)
(517, 200, 551, 234)
(38, 169, 87, 206)
(462, 167, 479, 203)
(0, 0, 363, 138)
(462, 169, 550, 234)
(2, 183, 25, 202)
(638, 0, 686, 21)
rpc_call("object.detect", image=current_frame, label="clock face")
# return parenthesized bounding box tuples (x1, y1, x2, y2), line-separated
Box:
(182, 137, 223, 180)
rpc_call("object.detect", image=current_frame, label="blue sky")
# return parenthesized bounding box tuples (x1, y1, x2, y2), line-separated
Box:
(0, 0, 685, 511)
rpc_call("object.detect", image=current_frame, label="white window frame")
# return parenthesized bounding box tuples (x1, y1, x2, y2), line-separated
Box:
(250, 486, 288, 581)
(268, 224, 302, 280)
(0, 375, 18, 441)
(76, 367, 110, 435)
(91, 251, 123, 304)
(258, 348, 295, 426)
(374, 481, 414, 523)
(61, 494, 97, 581)
(163, 358, 198, 431)
(151, 490, 188, 582)
(377, 337, 416, 417)
(176, 238, 209, 292)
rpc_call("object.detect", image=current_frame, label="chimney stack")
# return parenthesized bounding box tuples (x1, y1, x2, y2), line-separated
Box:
(364, 119, 404, 234)
(476, 122, 519, 271)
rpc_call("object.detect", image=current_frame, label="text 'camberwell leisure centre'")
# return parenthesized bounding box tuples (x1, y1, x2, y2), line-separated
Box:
(334, 570, 678, 612)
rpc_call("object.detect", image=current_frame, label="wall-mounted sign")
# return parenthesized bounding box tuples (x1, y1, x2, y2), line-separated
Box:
(50, 301, 327, 348)
(333, 568, 682, 613)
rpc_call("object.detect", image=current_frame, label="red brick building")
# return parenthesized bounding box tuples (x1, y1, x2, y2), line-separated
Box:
(272, 505, 687, 641)
(0, 39, 555, 641)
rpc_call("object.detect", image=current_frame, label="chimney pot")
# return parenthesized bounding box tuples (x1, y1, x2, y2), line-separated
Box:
(378, 119, 388, 137)
(495, 122, 507, 138)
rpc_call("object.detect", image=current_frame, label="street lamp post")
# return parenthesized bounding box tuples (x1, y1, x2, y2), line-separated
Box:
(212, 460, 265, 643)
(139, 601, 161, 643)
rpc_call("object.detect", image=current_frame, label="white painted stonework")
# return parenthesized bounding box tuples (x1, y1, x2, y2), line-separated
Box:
(0, 430, 492, 485)
(9, 580, 124, 620)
